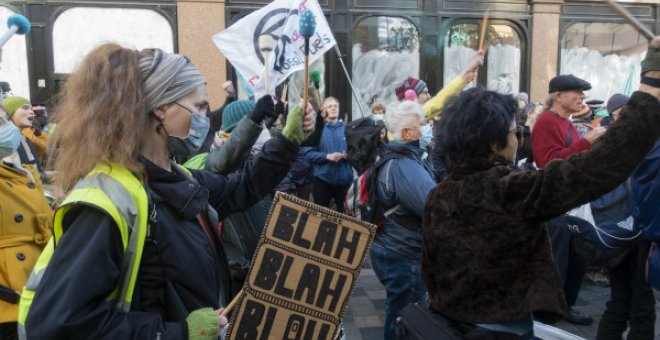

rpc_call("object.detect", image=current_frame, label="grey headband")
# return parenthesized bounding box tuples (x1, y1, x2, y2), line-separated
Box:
(139, 48, 206, 112)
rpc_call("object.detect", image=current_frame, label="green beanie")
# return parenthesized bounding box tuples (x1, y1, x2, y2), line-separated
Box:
(3, 96, 30, 116)
(221, 100, 255, 132)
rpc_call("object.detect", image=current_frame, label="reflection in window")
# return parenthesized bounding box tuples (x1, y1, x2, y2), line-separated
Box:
(444, 23, 521, 94)
(0, 6, 30, 98)
(561, 23, 647, 102)
(352, 16, 420, 113)
(53, 7, 174, 74)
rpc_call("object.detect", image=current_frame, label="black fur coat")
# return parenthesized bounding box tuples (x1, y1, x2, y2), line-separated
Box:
(422, 92, 660, 324)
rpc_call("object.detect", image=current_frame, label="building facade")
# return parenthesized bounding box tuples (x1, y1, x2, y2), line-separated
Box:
(1, 0, 658, 116)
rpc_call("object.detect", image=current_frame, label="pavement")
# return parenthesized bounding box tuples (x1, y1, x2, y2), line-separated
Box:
(342, 259, 660, 339)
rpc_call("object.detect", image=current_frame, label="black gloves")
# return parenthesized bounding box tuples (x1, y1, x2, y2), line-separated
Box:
(250, 95, 275, 125)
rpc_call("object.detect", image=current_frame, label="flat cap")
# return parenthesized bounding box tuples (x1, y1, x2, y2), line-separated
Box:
(548, 74, 592, 93)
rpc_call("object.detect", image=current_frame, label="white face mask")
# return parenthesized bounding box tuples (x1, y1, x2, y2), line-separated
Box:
(420, 124, 433, 149)
(372, 114, 384, 122)
(0, 123, 21, 159)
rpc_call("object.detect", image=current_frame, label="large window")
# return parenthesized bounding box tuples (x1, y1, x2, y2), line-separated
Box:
(0, 6, 30, 98)
(352, 16, 420, 113)
(444, 22, 522, 94)
(53, 7, 174, 74)
(561, 22, 647, 102)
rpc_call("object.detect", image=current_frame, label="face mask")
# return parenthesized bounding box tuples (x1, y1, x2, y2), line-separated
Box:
(167, 111, 210, 158)
(420, 124, 433, 149)
(372, 114, 384, 122)
(0, 123, 21, 159)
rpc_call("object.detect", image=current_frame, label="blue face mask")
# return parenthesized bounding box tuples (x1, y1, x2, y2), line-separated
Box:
(420, 124, 433, 149)
(167, 110, 210, 158)
(372, 114, 384, 122)
(0, 123, 21, 159)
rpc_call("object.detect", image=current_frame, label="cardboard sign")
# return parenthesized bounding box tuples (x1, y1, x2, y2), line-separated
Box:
(226, 192, 376, 339)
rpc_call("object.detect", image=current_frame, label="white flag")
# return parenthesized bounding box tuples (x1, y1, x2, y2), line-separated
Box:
(213, 0, 336, 97)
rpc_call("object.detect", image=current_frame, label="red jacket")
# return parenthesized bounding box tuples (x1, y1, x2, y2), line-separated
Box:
(531, 111, 592, 168)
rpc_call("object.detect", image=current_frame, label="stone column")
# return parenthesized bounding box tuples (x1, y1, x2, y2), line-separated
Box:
(529, 0, 563, 103)
(177, 0, 227, 108)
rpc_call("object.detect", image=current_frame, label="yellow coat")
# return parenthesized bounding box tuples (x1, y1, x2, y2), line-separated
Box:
(20, 128, 48, 163)
(0, 163, 52, 323)
(423, 76, 466, 121)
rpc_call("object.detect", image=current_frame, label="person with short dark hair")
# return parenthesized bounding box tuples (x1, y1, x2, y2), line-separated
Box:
(423, 74, 660, 337)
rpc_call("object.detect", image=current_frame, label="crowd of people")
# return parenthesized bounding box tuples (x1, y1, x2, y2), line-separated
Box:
(0, 34, 659, 340)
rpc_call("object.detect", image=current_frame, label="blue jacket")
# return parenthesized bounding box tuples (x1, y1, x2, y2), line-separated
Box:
(374, 141, 437, 260)
(304, 121, 353, 186)
(632, 140, 660, 241)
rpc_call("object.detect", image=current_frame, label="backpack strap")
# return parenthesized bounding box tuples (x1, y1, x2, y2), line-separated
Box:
(371, 149, 419, 221)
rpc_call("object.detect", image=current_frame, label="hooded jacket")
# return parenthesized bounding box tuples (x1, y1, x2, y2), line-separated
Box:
(423, 92, 660, 325)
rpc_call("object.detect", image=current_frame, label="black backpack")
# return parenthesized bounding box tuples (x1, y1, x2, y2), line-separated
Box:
(345, 117, 385, 174)
(345, 150, 413, 227)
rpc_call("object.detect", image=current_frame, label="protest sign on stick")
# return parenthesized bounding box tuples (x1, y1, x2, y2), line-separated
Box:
(225, 192, 377, 339)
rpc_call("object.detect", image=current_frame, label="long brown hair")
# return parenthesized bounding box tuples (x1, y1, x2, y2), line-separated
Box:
(50, 43, 149, 191)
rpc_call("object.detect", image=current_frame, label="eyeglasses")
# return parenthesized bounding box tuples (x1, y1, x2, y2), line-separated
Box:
(175, 102, 209, 115)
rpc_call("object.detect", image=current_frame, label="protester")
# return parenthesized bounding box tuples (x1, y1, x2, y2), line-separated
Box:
(3, 96, 43, 175)
(423, 64, 660, 337)
(396, 51, 483, 120)
(20, 43, 314, 339)
(426, 51, 484, 181)
(195, 80, 238, 156)
(597, 91, 655, 340)
(305, 97, 352, 213)
(0, 108, 52, 339)
(370, 100, 437, 340)
(530, 74, 607, 325)
(531, 75, 606, 168)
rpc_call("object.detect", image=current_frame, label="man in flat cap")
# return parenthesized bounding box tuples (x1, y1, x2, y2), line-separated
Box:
(531, 74, 608, 326)
(532, 74, 606, 169)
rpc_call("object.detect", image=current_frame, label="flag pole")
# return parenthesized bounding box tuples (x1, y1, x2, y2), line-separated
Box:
(334, 45, 366, 119)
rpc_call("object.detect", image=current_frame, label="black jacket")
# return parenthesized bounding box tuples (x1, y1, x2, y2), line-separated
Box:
(26, 134, 297, 339)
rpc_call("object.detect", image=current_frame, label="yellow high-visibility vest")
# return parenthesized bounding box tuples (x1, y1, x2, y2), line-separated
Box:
(17, 162, 149, 339)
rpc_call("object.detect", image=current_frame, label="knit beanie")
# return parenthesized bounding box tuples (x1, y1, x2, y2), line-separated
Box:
(221, 100, 255, 132)
(395, 77, 428, 100)
(3, 96, 30, 116)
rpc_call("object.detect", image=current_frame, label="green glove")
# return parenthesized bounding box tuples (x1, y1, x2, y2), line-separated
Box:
(186, 307, 219, 339)
(281, 105, 305, 144)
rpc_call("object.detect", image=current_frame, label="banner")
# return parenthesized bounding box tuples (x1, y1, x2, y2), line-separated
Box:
(225, 192, 376, 339)
(213, 0, 336, 97)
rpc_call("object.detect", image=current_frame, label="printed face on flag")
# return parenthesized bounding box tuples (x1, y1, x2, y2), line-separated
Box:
(213, 0, 336, 97)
